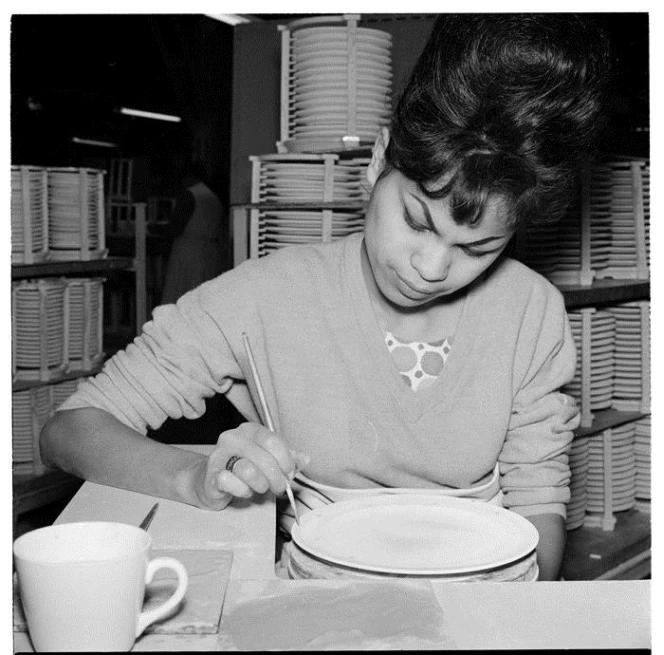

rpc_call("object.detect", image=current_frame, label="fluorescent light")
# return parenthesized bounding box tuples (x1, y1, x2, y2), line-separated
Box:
(119, 107, 182, 123)
(72, 137, 118, 148)
(204, 14, 253, 26)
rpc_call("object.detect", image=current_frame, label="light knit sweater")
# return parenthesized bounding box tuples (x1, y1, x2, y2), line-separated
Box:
(60, 232, 577, 517)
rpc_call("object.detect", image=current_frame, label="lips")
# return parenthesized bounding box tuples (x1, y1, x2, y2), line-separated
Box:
(396, 274, 433, 296)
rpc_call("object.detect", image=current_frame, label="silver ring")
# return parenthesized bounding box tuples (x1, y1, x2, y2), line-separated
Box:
(225, 455, 242, 473)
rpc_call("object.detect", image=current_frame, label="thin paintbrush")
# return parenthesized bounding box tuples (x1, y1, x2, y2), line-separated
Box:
(242, 332, 301, 525)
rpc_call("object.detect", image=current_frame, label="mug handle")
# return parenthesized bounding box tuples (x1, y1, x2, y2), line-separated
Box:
(136, 557, 189, 637)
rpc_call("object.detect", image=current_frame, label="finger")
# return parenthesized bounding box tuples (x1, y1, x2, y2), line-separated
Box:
(215, 426, 291, 494)
(212, 469, 253, 498)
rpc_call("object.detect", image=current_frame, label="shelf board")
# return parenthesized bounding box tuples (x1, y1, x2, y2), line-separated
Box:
(574, 408, 650, 439)
(12, 257, 135, 279)
(559, 279, 650, 308)
(12, 363, 105, 392)
(561, 508, 651, 580)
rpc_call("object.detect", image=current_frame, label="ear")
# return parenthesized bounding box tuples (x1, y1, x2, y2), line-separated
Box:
(366, 126, 390, 190)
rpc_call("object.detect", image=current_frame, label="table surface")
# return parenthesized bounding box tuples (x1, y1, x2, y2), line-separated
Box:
(13, 445, 651, 651)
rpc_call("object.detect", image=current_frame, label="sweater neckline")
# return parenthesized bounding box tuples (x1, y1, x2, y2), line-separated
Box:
(343, 234, 480, 421)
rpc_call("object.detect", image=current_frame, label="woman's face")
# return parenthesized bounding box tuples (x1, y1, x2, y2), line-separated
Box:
(363, 169, 515, 310)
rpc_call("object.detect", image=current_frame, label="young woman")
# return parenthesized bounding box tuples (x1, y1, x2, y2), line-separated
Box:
(41, 14, 610, 580)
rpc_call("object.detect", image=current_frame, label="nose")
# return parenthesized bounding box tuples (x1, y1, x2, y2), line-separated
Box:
(411, 243, 451, 283)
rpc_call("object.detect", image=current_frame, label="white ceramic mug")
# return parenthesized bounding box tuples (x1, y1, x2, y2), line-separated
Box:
(13, 521, 188, 652)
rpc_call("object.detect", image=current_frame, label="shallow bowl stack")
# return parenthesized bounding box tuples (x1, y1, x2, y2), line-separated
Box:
(593, 158, 649, 281)
(12, 388, 52, 476)
(11, 166, 49, 265)
(12, 279, 68, 383)
(566, 437, 590, 530)
(608, 301, 650, 412)
(584, 423, 637, 529)
(634, 416, 651, 503)
(66, 278, 105, 372)
(47, 167, 106, 261)
(279, 15, 392, 153)
(563, 309, 616, 427)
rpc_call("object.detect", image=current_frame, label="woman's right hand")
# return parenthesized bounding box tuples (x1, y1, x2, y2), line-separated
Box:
(191, 422, 309, 510)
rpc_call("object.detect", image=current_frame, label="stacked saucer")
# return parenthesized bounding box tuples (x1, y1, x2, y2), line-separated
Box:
(585, 423, 637, 521)
(66, 278, 104, 371)
(593, 159, 650, 279)
(253, 156, 370, 203)
(255, 209, 365, 257)
(634, 416, 651, 501)
(546, 190, 612, 285)
(12, 387, 52, 474)
(608, 301, 649, 411)
(11, 166, 49, 264)
(566, 437, 589, 530)
(47, 167, 106, 261)
(283, 20, 392, 152)
(563, 310, 615, 417)
(51, 379, 81, 410)
(12, 279, 68, 381)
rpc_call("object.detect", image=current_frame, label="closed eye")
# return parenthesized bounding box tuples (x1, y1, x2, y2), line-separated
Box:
(460, 245, 501, 258)
(404, 211, 429, 233)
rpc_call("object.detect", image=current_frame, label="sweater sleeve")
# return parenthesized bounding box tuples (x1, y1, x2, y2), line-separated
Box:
(499, 283, 578, 519)
(57, 274, 248, 434)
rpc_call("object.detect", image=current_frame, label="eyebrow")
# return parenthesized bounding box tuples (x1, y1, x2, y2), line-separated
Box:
(409, 193, 510, 247)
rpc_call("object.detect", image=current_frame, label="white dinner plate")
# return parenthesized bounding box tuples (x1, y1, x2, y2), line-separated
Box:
(291, 494, 539, 576)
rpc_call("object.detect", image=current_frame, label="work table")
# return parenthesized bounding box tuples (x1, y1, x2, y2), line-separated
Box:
(13, 446, 650, 651)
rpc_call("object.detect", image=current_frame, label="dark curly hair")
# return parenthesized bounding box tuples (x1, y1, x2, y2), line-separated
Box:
(385, 14, 611, 229)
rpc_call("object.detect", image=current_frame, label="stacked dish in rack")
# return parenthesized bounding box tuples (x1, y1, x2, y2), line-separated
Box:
(563, 309, 616, 426)
(249, 153, 369, 259)
(252, 155, 371, 203)
(585, 422, 637, 528)
(11, 166, 49, 265)
(634, 416, 651, 501)
(254, 210, 365, 258)
(608, 301, 650, 412)
(593, 158, 649, 280)
(566, 437, 590, 530)
(47, 167, 106, 261)
(51, 379, 81, 411)
(12, 279, 68, 383)
(12, 388, 52, 476)
(66, 278, 104, 372)
(280, 16, 392, 153)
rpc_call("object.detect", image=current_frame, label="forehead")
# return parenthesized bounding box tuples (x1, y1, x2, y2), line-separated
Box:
(402, 176, 512, 235)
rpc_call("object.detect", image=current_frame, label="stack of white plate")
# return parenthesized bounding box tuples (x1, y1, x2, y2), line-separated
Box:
(255, 209, 365, 257)
(634, 416, 651, 500)
(563, 310, 615, 411)
(11, 166, 49, 264)
(546, 192, 613, 285)
(256, 158, 370, 203)
(585, 422, 637, 519)
(66, 278, 104, 370)
(51, 379, 81, 411)
(47, 167, 105, 261)
(608, 301, 649, 411)
(566, 437, 590, 530)
(12, 387, 52, 474)
(593, 159, 649, 278)
(12, 279, 68, 380)
(289, 495, 540, 581)
(285, 23, 392, 152)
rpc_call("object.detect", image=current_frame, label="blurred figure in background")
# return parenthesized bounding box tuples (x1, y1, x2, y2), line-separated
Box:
(161, 161, 226, 304)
